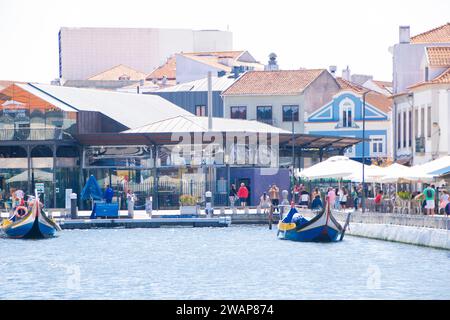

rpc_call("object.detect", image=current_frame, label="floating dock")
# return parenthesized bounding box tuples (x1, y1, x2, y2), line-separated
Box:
(58, 217, 232, 230)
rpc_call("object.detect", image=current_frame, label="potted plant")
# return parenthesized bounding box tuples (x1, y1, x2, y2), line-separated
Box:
(179, 195, 200, 215)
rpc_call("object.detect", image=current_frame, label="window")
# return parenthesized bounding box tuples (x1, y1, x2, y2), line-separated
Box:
(408, 110, 412, 147)
(420, 107, 425, 138)
(403, 111, 407, 148)
(282, 105, 299, 122)
(414, 108, 418, 138)
(256, 106, 272, 124)
(397, 113, 401, 149)
(195, 105, 206, 116)
(370, 135, 385, 156)
(427, 106, 432, 138)
(230, 106, 247, 120)
(339, 98, 354, 128)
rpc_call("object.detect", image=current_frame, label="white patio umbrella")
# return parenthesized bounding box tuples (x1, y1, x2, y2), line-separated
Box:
(297, 156, 368, 180)
(6, 169, 52, 183)
(346, 165, 387, 183)
(380, 163, 434, 183)
(413, 156, 450, 176)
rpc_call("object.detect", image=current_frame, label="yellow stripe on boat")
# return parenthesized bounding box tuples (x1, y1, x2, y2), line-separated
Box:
(278, 222, 296, 231)
(1, 219, 12, 228)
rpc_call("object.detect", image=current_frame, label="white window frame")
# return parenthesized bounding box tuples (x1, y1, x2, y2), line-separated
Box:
(370, 135, 385, 157)
(338, 97, 355, 128)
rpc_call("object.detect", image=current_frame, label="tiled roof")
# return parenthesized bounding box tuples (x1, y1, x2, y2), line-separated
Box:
(408, 67, 450, 89)
(183, 51, 245, 60)
(335, 77, 391, 112)
(146, 56, 177, 80)
(222, 69, 326, 96)
(411, 23, 450, 44)
(335, 77, 365, 93)
(365, 92, 392, 113)
(426, 46, 450, 66)
(88, 64, 147, 81)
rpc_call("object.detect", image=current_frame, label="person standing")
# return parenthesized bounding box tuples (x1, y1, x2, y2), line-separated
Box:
(374, 190, 383, 212)
(269, 184, 280, 213)
(423, 184, 436, 216)
(327, 187, 336, 210)
(439, 189, 449, 215)
(311, 194, 323, 211)
(339, 187, 348, 210)
(292, 184, 301, 204)
(229, 184, 238, 208)
(237, 183, 249, 209)
(299, 187, 310, 208)
(126, 189, 137, 218)
(104, 185, 114, 204)
(259, 192, 272, 215)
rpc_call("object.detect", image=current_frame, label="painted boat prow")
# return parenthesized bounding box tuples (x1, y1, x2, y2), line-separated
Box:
(277, 202, 344, 243)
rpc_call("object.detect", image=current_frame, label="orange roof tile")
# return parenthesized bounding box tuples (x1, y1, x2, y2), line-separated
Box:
(88, 64, 147, 81)
(146, 56, 177, 80)
(222, 70, 326, 96)
(411, 23, 450, 44)
(426, 46, 450, 66)
(334, 78, 391, 112)
(335, 77, 366, 93)
(408, 67, 450, 89)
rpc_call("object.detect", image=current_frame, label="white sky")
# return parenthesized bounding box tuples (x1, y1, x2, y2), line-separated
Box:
(1, 0, 449, 83)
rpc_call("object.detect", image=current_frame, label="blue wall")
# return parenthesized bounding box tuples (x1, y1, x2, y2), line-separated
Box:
(152, 91, 224, 117)
(216, 167, 290, 206)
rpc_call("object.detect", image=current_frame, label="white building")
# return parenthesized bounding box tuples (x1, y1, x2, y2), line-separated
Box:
(393, 46, 450, 165)
(58, 27, 233, 81)
(391, 23, 450, 95)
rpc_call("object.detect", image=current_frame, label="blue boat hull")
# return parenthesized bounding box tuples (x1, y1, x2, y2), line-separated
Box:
(2, 202, 60, 239)
(277, 205, 344, 243)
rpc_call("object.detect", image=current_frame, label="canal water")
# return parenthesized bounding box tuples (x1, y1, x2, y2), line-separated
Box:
(1, 226, 449, 300)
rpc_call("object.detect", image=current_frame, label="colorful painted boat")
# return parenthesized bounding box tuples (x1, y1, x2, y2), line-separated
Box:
(1, 198, 61, 239)
(277, 203, 348, 243)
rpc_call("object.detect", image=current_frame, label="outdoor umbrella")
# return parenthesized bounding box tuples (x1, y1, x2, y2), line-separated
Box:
(80, 175, 103, 201)
(380, 163, 434, 183)
(414, 156, 450, 177)
(297, 156, 368, 180)
(6, 169, 53, 183)
(346, 165, 387, 183)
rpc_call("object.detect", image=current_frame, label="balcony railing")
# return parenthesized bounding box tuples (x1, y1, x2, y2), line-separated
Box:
(0, 128, 74, 141)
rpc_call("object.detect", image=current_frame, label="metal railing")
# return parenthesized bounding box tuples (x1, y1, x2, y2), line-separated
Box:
(0, 128, 74, 141)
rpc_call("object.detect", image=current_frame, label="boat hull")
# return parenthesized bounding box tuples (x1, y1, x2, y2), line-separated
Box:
(277, 206, 343, 243)
(2, 202, 60, 239)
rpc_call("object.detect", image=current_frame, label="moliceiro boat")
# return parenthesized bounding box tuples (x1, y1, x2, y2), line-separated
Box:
(277, 202, 350, 243)
(1, 196, 61, 239)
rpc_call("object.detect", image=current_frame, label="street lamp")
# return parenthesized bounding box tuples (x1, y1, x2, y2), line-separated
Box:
(361, 90, 373, 213)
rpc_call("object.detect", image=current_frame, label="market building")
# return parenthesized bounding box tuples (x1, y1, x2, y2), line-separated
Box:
(0, 83, 360, 210)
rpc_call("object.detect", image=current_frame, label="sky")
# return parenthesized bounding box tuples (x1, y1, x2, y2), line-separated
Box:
(0, 0, 449, 83)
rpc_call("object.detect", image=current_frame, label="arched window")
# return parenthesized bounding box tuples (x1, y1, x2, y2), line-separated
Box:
(339, 98, 355, 128)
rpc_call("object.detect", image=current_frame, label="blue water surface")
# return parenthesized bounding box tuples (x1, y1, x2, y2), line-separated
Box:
(0, 226, 449, 299)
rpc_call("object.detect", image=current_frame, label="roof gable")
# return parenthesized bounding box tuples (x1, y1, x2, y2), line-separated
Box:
(411, 23, 450, 44)
(88, 64, 147, 81)
(222, 69, 327, 96)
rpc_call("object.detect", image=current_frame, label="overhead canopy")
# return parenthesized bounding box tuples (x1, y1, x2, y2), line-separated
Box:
(346, 165, 387, 183)
(414, 156, 450, 176)
(297, 156, 368, 180)
(380, 163, 434, 183)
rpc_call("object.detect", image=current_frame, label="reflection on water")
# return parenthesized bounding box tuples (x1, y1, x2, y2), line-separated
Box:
(0, 226, 449, 300)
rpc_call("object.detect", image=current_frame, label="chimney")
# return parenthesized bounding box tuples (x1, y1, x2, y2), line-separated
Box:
(264, 53, 279, 71)
(399, 26, 411, 44)
(342, 66, 351, 81)
(329, 66, 337, 77)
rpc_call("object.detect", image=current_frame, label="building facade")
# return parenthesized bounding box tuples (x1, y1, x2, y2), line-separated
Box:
(392, 23, 450, 165)
(0, 83, 359, 210)
(152, 76, 236, 117)
(58, 27, 233, 81)
(305, 90, 392, 164)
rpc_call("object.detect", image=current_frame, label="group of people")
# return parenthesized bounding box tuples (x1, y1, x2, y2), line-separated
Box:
(413, 184, 449, 216)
